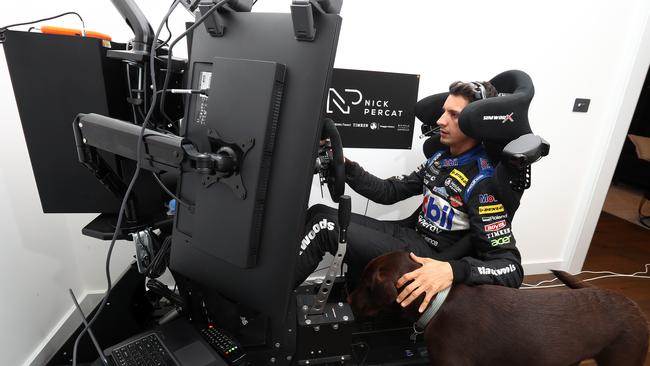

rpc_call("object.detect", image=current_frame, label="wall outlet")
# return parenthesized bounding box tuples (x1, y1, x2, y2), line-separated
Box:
(573, 98, 590, 112)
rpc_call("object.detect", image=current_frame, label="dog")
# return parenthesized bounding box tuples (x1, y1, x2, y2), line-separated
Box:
(347, 251, 649, 366)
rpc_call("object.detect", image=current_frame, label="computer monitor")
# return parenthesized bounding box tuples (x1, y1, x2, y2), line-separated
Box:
(3, 31, 167, 220)
(169, 11, 341, 326)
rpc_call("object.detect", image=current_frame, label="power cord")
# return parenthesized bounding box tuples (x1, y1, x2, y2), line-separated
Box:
(70, 1, 183, 365)
(0, 12, 86, 43)
(520, 263, 650, 290)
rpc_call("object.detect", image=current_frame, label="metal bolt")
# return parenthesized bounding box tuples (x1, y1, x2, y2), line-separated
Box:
(338, 302, 344, 307)
(286, 356, 293, 361)
(288, 328, 293, 333)
(270, 357, 276, 363)
(275, 342, 281, 348)
(332, 324, 339, 330)
(78, 122, 83, 128)
(305, 319, 312, 325)
(82, 138, 87, 144)
(343, 316, 348, 321)
(318, 350, 322, 354)
(302, 305, 309, 311)
(314, 326, 320, 332)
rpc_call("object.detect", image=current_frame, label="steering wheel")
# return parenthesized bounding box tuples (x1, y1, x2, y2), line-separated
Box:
(320, 118, 345, 202)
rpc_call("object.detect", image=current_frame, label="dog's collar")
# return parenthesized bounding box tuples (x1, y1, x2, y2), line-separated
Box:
(413, 286, 451, 334)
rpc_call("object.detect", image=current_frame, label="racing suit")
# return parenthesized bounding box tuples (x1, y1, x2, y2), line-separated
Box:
(294, 144, 523, 288)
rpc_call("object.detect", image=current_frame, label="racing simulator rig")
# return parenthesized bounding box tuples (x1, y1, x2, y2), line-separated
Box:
(2, 0, 549, 365)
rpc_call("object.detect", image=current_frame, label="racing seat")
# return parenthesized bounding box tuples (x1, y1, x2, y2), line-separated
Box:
(391, 70, 549, 258)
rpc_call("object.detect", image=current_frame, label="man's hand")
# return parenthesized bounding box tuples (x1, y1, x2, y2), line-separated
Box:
(395, 253, 453, 313)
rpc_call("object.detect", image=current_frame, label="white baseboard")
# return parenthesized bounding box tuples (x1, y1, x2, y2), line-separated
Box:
(25, 292, 103, 366)
(522, 259, 566, 275)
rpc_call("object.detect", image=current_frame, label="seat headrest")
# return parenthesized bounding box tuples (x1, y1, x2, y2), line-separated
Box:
(416, 70, 535, 153)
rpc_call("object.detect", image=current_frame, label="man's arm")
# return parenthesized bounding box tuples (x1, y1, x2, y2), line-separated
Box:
(344, 159, 423, 204)
(447, 179, 523, 288)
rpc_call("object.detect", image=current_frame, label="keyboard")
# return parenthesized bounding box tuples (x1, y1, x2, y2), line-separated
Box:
(110, 333, 178, 366)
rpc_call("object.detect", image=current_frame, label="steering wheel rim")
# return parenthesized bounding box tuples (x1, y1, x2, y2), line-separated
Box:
(321, 118, 345, 202)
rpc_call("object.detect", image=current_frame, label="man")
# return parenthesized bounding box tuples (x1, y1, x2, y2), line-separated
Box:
(295, 81, 523, 313)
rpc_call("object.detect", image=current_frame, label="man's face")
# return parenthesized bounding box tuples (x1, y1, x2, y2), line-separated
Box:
(436, 94, 473, 149)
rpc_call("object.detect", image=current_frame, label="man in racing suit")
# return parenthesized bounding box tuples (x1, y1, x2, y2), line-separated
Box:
(295, 81, 523, 313)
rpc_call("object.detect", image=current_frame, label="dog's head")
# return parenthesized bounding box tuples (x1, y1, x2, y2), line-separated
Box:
(347, 251, 421, 318)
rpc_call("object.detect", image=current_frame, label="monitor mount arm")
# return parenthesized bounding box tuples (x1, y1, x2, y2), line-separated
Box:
(73, 113, 253, 203)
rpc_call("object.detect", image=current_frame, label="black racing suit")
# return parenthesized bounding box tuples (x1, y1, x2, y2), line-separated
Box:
(294, 144, 523, 288)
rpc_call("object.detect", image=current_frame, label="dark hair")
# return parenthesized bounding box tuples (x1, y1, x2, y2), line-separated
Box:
(449, 81, 498, 102)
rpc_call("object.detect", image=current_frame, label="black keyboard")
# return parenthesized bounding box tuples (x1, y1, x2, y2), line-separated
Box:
(110, 333, 177, 366)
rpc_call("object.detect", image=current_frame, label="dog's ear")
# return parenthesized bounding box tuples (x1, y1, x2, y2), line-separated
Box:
(369, 269, 399, 306)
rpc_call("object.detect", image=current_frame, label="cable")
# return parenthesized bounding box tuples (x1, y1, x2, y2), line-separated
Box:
(68, 289, 109, 366)
(71, 1, 182, 365)
(364, 199, 370, 216)
(151, 171, 192, 208)
(0, 12, 86, 42)
(520, 263, 650, 290)
(159, 0, 231, 127)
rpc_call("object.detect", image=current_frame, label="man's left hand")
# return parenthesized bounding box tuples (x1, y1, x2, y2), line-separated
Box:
(395, 253, 453, 313)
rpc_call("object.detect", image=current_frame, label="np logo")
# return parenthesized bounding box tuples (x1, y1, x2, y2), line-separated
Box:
(479, 194, 497, 204)
(422, 195, 456, 230)
(326, 88, 363, 114)
(483, 112, 515, 123)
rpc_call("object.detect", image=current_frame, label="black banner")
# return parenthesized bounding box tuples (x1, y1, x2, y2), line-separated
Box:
(326, 68, 420, 149)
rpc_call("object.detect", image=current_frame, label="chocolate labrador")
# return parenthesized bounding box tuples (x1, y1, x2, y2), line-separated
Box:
(347, 251, 649, 366)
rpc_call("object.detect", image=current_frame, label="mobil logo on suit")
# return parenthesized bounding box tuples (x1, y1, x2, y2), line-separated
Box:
(422, 191, 469, 231)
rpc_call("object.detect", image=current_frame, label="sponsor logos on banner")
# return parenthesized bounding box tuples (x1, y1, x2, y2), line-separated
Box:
(432, 186, 449, 198)
(449, 195, 463, 208)
(450, 169, 468, 186)
(484, 220, 506, 232)
(490, 235, 512, 247)
(445, 178, 463, 194)
(477, 264, 517, 276)
(486, 228, 511, 239)
(481, 214, 508, 222)
(479, 194, 497, 204)
(420, 194, 469, 231)
(478, 204, 505, 215)
(299, 219, 335, 255)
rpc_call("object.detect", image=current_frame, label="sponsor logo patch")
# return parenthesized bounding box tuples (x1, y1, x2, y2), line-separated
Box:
(483, 112, 515, 123)
(445, 177, 463, 194)
(481, 214, 508, 222)
(477, 264, 517, 276)
(479, 204, 505, 215)
(479, 194, 497, 204)
(486, 228, 511, 239)
(450, 169, 468, 186)
(432, 186, 449, 198)
(420, 194, 469, 232)
(299, 219, 336, 255)
(449, 195, 463, 208)
(484, 220, 506, 232)
(479, 158, 491, 170)
(490, 235, 512, 247)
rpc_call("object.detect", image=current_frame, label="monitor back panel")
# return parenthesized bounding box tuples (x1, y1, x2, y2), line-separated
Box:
(3, 31, 128, 213)
(171, 12, 341, 321)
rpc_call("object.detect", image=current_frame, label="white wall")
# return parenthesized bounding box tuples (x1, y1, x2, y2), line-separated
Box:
(1, 0, 650, 364)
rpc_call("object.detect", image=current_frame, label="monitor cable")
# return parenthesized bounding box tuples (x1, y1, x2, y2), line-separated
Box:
(0, 11, 86, 43)
(70, 1, 183, 365)
(520, 263, 650, 290)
